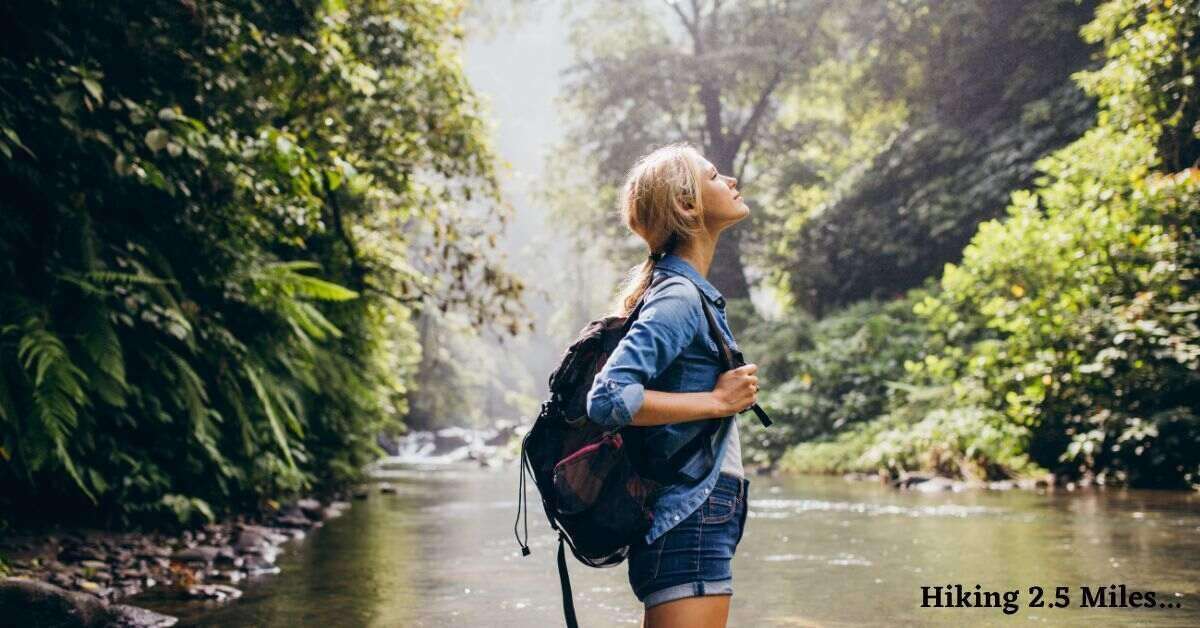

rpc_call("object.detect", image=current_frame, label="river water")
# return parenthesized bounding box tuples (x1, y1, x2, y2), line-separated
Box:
(138, 463, 1199, 627)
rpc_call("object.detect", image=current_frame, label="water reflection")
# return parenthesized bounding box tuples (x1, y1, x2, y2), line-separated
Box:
(138, 466, 1199, 627)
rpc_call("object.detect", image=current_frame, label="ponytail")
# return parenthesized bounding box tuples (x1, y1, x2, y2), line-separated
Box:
(611, 234, 679, 318)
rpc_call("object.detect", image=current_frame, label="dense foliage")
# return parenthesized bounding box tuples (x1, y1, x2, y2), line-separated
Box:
(0, 0, 524, 527)
(781, 0, 1200, 487)
(757, 0, 1100, 315)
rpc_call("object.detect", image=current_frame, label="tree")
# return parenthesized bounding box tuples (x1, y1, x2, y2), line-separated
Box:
(555, 0, 839, 302)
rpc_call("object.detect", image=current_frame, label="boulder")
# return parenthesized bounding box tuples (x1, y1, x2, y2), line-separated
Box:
(0, 577, 107, 627)
(433, 426, 471, 452)
(0, 577, 177, 627)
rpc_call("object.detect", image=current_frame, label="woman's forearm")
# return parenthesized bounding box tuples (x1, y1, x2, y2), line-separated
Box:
(629, 389, 726, 427)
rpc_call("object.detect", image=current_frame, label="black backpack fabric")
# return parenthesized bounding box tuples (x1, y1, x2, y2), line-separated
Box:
(513, 269, 772, 627)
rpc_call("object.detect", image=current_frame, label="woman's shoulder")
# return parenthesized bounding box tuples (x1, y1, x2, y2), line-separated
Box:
(648, 271, 702, 304)
(643, 272, 705, 326)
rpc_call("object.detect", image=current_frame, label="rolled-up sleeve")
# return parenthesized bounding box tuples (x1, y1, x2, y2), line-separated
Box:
(585, 279, 701, 429)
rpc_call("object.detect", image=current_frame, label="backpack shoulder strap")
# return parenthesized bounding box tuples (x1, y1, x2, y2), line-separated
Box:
(697, 296, 735, 370)
(688, 280, 774, 428)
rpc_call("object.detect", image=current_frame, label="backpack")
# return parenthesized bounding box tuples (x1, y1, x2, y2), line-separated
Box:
(513, 271, 772, 627)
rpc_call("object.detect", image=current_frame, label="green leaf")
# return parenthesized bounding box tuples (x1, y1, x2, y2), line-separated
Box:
(144, 128, 169, 152)
(243, 363, 296, 469)
(81, 79, 103, 102)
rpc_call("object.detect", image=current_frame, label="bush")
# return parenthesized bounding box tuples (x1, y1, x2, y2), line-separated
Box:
(740, 293, 929, 467)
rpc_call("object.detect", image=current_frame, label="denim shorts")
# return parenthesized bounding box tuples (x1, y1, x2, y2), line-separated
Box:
(627, 472, 750, 609)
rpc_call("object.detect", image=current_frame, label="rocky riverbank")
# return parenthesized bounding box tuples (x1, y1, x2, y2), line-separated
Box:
(0, 496, 354, 627)
(841, 470, 1058, 492)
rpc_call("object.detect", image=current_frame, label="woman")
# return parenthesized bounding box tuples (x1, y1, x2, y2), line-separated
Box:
(585, 142, 759, 628)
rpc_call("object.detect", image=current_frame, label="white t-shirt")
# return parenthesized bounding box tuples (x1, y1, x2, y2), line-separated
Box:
(718, 418, 744, 478)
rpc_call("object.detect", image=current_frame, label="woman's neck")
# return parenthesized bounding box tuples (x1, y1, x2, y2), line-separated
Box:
(675, 234, 718, 279)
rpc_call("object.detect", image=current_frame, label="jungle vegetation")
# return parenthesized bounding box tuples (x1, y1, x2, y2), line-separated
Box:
(0, 0, 526, 528)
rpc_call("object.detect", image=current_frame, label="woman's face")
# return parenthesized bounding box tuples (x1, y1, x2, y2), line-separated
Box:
(690, 153, 748, 231)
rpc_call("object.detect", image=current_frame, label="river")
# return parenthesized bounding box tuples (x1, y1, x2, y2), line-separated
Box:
(136, 462, 1199, 627)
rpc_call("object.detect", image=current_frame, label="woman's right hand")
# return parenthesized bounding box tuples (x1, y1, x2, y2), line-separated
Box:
(711, 363, 758, 416)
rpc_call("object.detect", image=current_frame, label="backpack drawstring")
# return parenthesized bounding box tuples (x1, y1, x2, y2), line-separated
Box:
(514, 431, 531, 556)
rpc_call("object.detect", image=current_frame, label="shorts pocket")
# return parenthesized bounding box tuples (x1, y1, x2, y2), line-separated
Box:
(701, 493, 737, 524)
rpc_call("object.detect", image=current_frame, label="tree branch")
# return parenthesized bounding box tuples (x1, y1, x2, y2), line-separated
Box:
(731, 68, 783, 150)
(664, 0, 700, 43)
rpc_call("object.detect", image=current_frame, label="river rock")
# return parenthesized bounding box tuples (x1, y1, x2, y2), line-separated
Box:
(211, 570, 245, 584)
(185, 583, 242, 602)
(378, 483, 397, 494)
(434, 426, 472, 452)
(51, 572, 76, 589)
(233, 527, 267, 550)
(90, 571, 113, 584)
(273, 514, 313, 529)
(294, 498, 323, 520)
(170, 546, 220, 565)
(241, 554, 280, 576)
(237, 525, 289, 547)
(912, 476, 961, 492)
(351, 486, 370, 499)
(115, 580, 142, 598)
(1017, 474, 1055, 490)
(1, 577, 105, 626)
(108, 604, 179, 627)
(134, 546, 170, 561)
(485, 420, 517, 446)
(0, 578, 176, 627)
(59, 545, 106, 563)
(892, 472, 934, 489)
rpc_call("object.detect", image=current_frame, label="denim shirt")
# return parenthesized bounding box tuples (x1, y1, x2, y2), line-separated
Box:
(585, 252, 740, 545)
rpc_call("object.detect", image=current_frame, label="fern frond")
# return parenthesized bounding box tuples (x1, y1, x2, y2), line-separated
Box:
(13, 317, 92, 500)
(217, 369, 256, 458)
(163, 346, 208, 425)
(78, 307, 128, 407)
(242, 363, 296, 469)
(287, 272, 358, 302)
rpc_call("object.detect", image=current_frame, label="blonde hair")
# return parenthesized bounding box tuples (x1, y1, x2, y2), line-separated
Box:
(610, 142, 708, 317)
